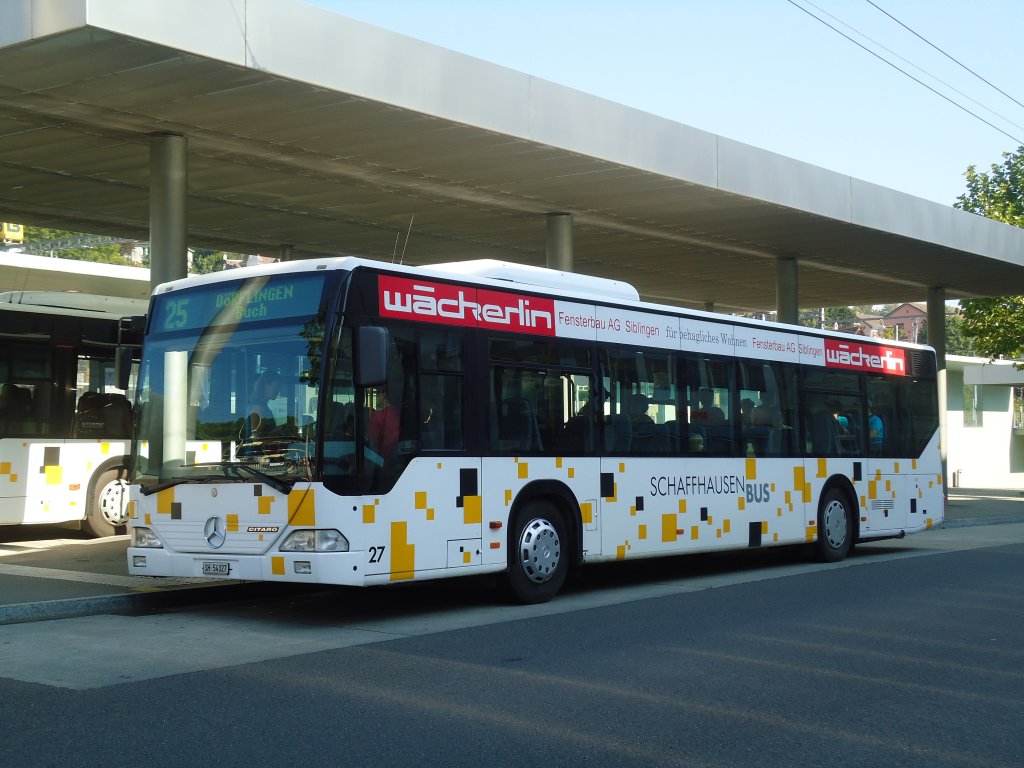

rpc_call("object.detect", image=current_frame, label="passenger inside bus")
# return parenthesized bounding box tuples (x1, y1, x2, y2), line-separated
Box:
(560, 390, 595, 454)
(740, 397, 756, 429)
(828, 399, 850, 434)
(693, 388, 725, 425)
(869, 400, 885, 451)
(627, 393, 653, 426)
(247, 370, 282, 437)
(368, 387, 400, 460)
(806, 400, 843, 455)
(751, 391, 781, 428)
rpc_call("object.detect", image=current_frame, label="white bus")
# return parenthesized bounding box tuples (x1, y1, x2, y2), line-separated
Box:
(127, 258, 943, 602)
(0, 291, 144, 537)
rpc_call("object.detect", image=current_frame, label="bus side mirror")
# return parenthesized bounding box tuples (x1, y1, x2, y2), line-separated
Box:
(355, 326, 388, 388)
(115, 347, 133, 391)
(115, 314, 145, 391)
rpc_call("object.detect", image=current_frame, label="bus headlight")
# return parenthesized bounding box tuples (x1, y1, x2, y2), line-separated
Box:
(280, 530, 349, 552)
(131, 527, 163, 548)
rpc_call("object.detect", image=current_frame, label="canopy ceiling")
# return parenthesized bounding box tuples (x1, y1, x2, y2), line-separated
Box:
(1, 0, 1022, 311)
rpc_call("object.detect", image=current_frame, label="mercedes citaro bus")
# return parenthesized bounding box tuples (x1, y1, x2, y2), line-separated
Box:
(127, 257, 942, 602)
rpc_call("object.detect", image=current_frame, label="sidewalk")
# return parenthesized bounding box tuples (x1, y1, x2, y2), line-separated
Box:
(943, 487, 1024, 528)
(0, 529, 269, 625)
(1, 488, 1022, 625)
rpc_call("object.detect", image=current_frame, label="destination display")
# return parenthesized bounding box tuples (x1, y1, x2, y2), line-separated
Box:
(154, 273, 326, 334)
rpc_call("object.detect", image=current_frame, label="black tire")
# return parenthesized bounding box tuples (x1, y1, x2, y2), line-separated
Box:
(501, 501, 569, 604)
(83, 467, 129, 538)
(814, 487, 853, 563)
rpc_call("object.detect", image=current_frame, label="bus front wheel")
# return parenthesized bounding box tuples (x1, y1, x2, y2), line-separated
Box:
(815, 488, 853, 563)
(502, 502, 568, 604)
(84, 467, 129, 538)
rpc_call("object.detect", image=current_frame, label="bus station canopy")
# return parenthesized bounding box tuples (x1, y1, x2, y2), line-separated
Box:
(1, 0, 1024, 311)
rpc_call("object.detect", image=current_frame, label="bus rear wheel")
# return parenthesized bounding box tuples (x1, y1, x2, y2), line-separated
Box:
(84, 467, 129, 538)
(502, 502, 568, 604)
(815, 488, 852, 563)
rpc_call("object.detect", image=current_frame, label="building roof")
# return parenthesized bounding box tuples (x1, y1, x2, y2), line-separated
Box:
(0, 250, 148, 300)
(1, 0, 1024, 310)
(949, 355, 1024, 384)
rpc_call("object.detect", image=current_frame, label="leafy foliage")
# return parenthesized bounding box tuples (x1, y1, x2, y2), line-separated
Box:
(956, 147, 1024, 228)
(23, 226, 134, 265)
(955, 146, 1024, 360)
(943, 311, 978, 356)
(190, 249, 227, 274)
(22, 226, 231, 275)
(957, 296, 1024, 359)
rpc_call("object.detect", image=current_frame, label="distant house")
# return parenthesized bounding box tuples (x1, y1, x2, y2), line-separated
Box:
(883, 302, 927, 343)
(854, 311, 885, 337)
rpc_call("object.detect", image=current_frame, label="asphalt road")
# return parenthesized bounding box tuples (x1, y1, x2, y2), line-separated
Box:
(1, 523, 1022, 768)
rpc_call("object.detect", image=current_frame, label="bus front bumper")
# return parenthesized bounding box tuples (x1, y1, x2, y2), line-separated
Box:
(127, 547, 370, 586)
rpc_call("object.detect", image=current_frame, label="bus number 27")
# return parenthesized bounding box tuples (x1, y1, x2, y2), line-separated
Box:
(369, 546, 386, 564)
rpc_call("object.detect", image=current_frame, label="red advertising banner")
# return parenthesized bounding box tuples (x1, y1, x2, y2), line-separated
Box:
(823, 339, 907, 376)
(379, 275, 555, 335)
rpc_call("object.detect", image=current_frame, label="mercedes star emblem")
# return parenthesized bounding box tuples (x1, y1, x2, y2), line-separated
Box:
(204, 516, 227, 549)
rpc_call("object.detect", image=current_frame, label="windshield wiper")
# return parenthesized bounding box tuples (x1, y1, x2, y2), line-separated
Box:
(190, 461, 296, 494)
(139, 463, 295, 496)
(229, 463, 294, 495)
(138, 475, 219, 496)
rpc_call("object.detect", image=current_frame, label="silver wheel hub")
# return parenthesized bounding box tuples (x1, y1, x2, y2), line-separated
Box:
(822, 499, 848, 548)
(98, 479, 130, 526)
(518, 518, 561, 583)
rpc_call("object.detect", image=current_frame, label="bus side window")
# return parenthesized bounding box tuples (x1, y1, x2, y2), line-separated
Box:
(605, 349, 678, 456)
(685, 356, 734, 455)
(868, 377, 897, 455)
(488, 336, 591, 456)
(420, 372, 463, 450)
(418, 329, 464, 452)
(559, 373, 595, 455)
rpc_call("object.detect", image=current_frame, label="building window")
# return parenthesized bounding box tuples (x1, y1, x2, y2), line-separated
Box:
(963, 384, 983, 427)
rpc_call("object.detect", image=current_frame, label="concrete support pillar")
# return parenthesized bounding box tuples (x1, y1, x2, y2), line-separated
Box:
(149, 133, 188, 290)
(546, 212, 573, 272)
(279, 244, 294, 262)
(927, 286, 948, 488)
(776, 257, 799, 325)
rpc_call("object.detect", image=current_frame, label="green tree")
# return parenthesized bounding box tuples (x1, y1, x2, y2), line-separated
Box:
(23, 225, 134, 266)
(190, 249, 227, 274)
(944, 309, 978, 356)
(955, 146, 1024, 359)
(22, 226, 237, 274)
(957, 296, 1024, 359)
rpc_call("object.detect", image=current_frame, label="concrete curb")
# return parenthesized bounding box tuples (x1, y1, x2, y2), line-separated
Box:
(0, 582, 282, 626)
(941, 517, 1024, 530)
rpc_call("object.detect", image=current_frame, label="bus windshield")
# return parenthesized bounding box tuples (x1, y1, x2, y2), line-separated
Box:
(132, 271, 330, 494)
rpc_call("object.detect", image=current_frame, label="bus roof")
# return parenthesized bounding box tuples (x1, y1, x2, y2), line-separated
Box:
(425, 259, 639, 302)
(0, 290, 148, 318)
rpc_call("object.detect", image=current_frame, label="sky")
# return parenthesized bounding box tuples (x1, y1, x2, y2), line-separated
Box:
(304, 0, 1024, 207)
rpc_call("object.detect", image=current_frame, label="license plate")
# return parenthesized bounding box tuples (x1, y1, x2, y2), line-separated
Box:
(202, 561, 230, 576)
